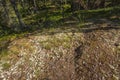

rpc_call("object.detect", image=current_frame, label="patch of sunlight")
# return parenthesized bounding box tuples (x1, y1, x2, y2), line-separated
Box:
(39, 33, 72, 50)
(39, 32, 84, 50)
(49, 15, 62, 21)
(78, 22, 93, 27)
(23, 14, 37, 20)
(63, 4, 71, 9)
(77, 6, 120, 13)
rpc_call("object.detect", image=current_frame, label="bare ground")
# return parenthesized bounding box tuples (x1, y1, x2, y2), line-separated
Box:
(0, 19, 120, 80)
(75, 19, 120, 80)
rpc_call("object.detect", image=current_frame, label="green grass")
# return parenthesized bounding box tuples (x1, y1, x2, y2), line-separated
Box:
(39, 35, 72, 50)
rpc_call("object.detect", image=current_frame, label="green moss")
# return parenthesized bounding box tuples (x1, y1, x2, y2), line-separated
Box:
(0, 32, 28, 58)
(2, 62, 11, 70)
(0, 49, 9, 59)
(39, 34, 72, 50)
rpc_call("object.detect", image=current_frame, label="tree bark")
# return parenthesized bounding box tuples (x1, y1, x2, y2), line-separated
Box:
(1, 0, 11, 27)
(10, 0, 25, 30)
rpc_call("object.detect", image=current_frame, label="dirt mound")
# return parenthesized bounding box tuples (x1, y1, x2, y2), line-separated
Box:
(75, 20, 120, 80)
(0, 19, 120, 80)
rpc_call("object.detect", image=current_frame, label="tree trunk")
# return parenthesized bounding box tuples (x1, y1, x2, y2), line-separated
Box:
(33, 0, 38, 13)
(1, 0, 11, 27)
(87, 0, 90, 9)
(71, 0, 82, 11)
(10, 0, 25, 31)
(99, 0, 105, 8)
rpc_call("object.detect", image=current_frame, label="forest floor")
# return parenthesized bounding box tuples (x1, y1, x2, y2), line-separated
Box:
(0, 17, 120, 80)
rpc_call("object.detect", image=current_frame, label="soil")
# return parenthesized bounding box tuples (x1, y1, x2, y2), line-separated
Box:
(75, 19, 120, 80)
(0, 19, 120, 80)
